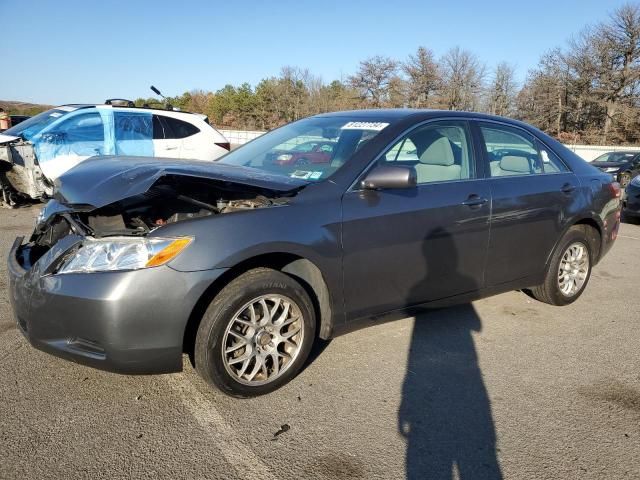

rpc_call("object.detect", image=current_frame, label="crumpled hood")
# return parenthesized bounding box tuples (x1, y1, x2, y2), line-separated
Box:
(53, 155, 307, 208)
(0, 133, 20, 144)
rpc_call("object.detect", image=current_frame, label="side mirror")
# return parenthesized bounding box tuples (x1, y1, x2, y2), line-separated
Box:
(361, 165, 417, 190)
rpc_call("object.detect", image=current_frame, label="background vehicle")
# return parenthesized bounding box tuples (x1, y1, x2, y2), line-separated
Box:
(591, 151, 640, 187)
(623, 175, 640, 222)
(0, 101, 229, 203)
(8, 110, 621, 397)
(266, 140, 336, 166)
(9, 115, 30, 127)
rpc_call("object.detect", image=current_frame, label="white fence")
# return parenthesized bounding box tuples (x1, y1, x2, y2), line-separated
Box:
(218, 129, 265, 146)
(563, 144, 639, 161)
(219, 129, 639, 162)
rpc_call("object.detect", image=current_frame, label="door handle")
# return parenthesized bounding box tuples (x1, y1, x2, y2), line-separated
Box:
(462, 194, 488, 208)
(163, 146, 178, 150)
(561, 183, 576, 194)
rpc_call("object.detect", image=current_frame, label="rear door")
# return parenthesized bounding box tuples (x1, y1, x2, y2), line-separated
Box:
(113, 110, 154, 157)
(152, 115, 183, 158)
(341, 120, 491, 320)
(477, 121, 578, 286)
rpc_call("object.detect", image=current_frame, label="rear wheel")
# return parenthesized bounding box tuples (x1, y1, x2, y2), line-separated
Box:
(195, 268, 316, 397)
(528, 226, 593, 306)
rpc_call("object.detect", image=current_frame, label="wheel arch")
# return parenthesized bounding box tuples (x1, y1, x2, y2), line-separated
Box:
(182, 252, 334, 363)
(571, 217, 603, 262)
(546, 216, 603, 269)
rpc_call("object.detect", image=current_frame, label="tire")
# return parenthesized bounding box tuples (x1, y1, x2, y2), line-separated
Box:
(528, 225, 593, 306)
(619, 172, 632, 188)
(195, 268, 316, 397)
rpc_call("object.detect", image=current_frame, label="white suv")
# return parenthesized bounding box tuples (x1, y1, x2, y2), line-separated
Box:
(0, 101, 230, 200)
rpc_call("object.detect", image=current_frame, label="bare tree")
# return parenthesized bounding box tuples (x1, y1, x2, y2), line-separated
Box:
(486, 62, 518, 116)
(596, 3, 640, 141)
(349, 55, 398, 107)
(439, 47, 486, 111)
(403, 47, 441, 108)
(517, 49, 571, 136)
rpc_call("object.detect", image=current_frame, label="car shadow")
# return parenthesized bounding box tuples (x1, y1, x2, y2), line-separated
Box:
(399, 228, 502, 479)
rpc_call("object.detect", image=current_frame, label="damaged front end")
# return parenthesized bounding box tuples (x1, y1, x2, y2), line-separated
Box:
(22, 174, 291, 270)
(7, 157, 305, 374)
(0, 137, 53, 207)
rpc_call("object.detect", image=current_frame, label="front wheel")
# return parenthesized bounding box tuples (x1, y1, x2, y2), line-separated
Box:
(195, 268, 316, 397)
(528, 226, 593, 306)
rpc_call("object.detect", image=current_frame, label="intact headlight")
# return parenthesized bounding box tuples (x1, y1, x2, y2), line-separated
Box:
(605, 167, 619, 173)
(57, 237, 192, 274)
(277, 154, 293, 161)
(631, 175, 640, 187)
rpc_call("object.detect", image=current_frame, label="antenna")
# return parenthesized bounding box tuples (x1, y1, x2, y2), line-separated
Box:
(150, 85, 164, 100)
(150, 85, 175, 111)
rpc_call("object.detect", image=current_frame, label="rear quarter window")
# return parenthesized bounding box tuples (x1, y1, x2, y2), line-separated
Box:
(160, 116, 200, 139)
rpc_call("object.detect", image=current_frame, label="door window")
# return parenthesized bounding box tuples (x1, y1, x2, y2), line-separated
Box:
(114, 111, 154, 156)
(538, 145, 569, 173)
(381, 121, 474, 184)
(480, 125, 543, 177)
(36, 111, 105, 163)
(56, 112, 104, 143)
(152, 114, 168, 139)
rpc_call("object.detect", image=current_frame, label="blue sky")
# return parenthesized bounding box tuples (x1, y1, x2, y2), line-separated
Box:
(0, 0, 631, 105)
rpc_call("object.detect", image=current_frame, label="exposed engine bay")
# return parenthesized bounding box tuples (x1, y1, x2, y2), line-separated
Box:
(81, 176, 285, 236)
(24, 176, 290, 266)
(0, 141, 52, 207)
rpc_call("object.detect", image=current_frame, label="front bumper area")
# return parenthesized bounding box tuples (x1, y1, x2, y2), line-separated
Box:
(8, 236, 228, 374)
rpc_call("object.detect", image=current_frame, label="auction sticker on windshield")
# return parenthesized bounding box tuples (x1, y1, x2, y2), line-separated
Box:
(341, 121, 389, 131)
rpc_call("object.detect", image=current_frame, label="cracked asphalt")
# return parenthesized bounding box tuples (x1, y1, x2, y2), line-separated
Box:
(1, 204, 639, 479)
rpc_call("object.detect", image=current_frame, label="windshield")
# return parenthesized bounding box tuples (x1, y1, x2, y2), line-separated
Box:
(217, 117, 390, 182)
(4, 108, 73, 141)
(592, 152, 637, 163)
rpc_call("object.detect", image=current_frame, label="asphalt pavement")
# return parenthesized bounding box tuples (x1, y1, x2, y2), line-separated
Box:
(1, 204, 639, 479)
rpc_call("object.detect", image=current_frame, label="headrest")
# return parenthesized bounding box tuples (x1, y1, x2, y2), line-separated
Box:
(419, 137, 455, 166)
(499, 155, 530, 173)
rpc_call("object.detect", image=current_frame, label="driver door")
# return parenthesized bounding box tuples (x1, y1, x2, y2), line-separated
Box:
(341, 120, 491, 320)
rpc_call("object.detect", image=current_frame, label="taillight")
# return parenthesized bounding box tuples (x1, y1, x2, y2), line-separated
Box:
(608, 182, 621, 199)
(215, 142, 231, 151)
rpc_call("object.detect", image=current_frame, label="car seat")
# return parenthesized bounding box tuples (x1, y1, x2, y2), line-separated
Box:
(415, 136, 462, 183)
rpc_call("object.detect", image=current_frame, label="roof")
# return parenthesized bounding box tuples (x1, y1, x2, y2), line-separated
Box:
(314, 108, 548, 130)
(312, 108, 529, 125)
(58, 103, 199, 115)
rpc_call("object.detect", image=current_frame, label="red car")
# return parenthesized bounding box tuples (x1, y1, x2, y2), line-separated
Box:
(269, 141, 336, 166)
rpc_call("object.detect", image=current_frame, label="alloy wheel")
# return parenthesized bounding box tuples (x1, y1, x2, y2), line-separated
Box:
(221, 294, 305, 386)
(557, 242, 590, 297)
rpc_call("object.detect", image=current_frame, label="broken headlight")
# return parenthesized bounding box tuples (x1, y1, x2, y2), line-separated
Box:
(57, 237, 192, 274)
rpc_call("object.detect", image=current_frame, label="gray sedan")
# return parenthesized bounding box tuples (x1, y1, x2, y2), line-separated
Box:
(7, 109, 621, 397)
